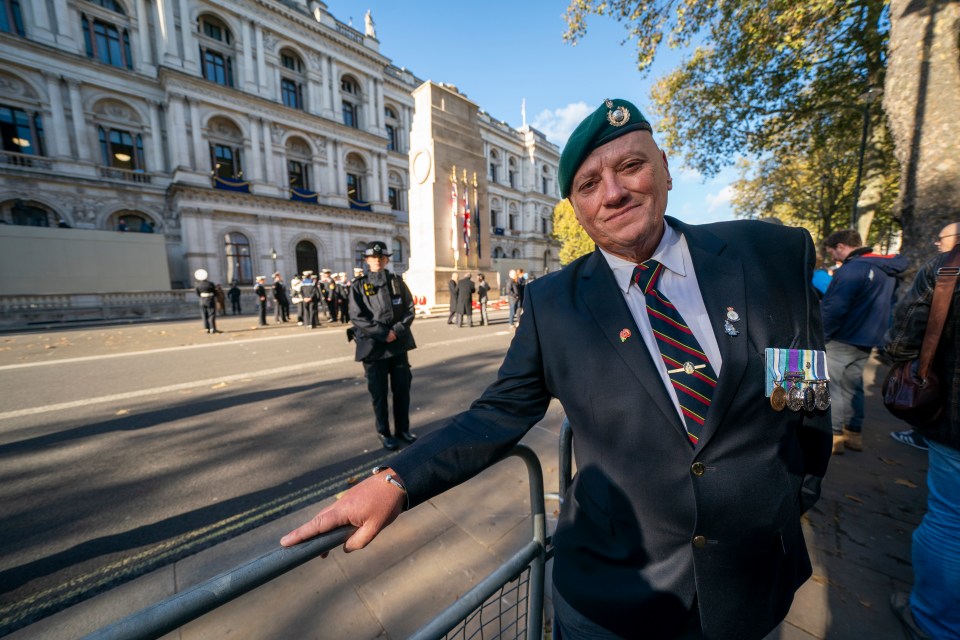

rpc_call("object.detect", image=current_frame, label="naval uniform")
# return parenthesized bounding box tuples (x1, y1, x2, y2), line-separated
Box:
(254, 282, 268, 326)
(349, 270, 416, 440)
(196, 279, 218, 332)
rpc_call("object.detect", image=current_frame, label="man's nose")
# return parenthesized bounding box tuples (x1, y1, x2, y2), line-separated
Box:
(600, 172, 628, 205)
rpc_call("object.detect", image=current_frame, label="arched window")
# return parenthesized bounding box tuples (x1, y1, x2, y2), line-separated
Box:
(541, 165, 552, 195)
(286, 136, 312, 191)
(541, 207, 552, 235)
(341, 75, 361, 129)
(207, 116, 243, 179)
(387, 171, 404, 211)
(489, 197, 501, 229)
(3, 199, 53, 227)
(543, 250, 552, 273)
(198, 15, 234, 87)
(508, 157, 518, 188)
(98, 126, 144, 170)
(508, 203, 519, 231)
(345, 152, 367, 208)
(1, 0, 25, 36)
(110, 209, 154, 232)
(81, 0, 133, 69)
(92, 99, 147, 177)
(279, 49, 305, 110)
(1, 103, 45, 157)
(489, 149, 499, 183)
(492, 246, 505, 259)
(511, 248, 520, 259)
(225, 231, 253, 284)
(384, 105, 400, 151)
(354, 240, 369, 269)
(295, 240, 319, 276)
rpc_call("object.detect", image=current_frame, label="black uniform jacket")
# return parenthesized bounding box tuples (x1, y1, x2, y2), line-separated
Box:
(349, 271, 416, 362)
(389, 217, 833, 640)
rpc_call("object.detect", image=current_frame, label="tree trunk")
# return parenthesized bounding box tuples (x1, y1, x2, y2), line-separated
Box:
(884, 0, 960, 272)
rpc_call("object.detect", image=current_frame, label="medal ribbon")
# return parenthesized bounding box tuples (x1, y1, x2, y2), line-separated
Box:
(634, 261, 717, 446)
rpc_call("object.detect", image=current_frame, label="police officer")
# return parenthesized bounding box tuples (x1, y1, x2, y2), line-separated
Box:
(195, 268, 220, 334)
(349, 241, 417, 450)
(254, 276, 268, 327)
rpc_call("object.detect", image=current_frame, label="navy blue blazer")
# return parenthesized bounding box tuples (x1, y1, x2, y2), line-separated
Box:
(391, 217, 832, 640)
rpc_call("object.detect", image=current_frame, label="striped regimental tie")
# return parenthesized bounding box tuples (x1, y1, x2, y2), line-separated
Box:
(633, 260, 717, 446)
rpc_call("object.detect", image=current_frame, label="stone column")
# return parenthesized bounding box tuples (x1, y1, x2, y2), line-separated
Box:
(247, 116, 262, 182)
(364, 76, 375, 132)
(330, 140, 341, 195)
(148, 100, 165, 172)
(368, 152, 381, 203)
(313, 154, 324, 194)
(179, 0, 198, 69)
(255, 25, 267, 95)
(43, 73, 69, 157)
(262, 119, 276, 185)
(190, 99, 209, 173)
(379, 154, 388, 204)
(158, 0, 179, 63)
(241, 20, 254, 91)
(319, 55, 332, 115)
(51, 0, 76, 47)
(134, 0, 152, 66)
(330, 59, 341, 121)
(306, 71, 321, 115)
(29, 0, 56, 44)
(66, 79, 91, 162)
(375, 80, 385, 131)
(167, 94, 186, 169)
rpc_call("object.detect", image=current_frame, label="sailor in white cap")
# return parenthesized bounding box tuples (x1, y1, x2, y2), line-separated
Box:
(194, 268, 220, 334)
(254, 276, 268, 327)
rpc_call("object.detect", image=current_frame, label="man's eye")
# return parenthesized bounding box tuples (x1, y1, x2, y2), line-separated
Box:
(577, 179, 598, 193)
(620, 160, 641, 172)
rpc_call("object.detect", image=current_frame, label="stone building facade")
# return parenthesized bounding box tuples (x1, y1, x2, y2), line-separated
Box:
(0, 0, 558, 300)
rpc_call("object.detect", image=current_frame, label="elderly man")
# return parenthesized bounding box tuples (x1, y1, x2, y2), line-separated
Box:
(282, 99, 832, 640)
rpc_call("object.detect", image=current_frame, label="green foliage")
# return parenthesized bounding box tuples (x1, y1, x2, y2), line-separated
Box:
(563, 0, 898, 245)
(553, 199, 594, 265)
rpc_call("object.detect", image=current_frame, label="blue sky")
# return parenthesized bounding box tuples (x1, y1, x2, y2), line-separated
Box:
(323, 1, 737, 224)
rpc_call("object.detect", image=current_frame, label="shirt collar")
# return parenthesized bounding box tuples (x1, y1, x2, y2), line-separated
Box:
(599, 221, 687, 293)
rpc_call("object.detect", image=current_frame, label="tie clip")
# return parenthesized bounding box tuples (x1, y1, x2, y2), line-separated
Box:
(667, 362, 706, 375)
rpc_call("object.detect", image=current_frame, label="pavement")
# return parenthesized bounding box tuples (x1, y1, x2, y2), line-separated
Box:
(3, 316, 928, 640)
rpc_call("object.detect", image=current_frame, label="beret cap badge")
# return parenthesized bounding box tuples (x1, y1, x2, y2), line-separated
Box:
(605, 99, 631, 127)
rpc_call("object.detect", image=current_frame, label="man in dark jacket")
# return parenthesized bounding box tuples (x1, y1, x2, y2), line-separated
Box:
(253, 276, 268, 327)
(455, 272, 476, 327)
(822, 229, 907, 453)
(195, 268, 220, 334)
(273, 272, 290, 323)
(349, 241, 417, 451)
(885, 245, 960, 639)
(446, 272, 458, 324)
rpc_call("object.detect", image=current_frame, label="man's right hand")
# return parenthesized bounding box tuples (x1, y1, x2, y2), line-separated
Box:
(280, 470, 405, 552)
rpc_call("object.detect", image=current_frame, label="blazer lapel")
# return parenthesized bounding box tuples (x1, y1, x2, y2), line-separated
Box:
(671, 219, 750, 448)
(578, 250, 687, 436)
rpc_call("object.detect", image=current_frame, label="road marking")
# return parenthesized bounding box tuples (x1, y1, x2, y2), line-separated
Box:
(0, 332, 513, 421)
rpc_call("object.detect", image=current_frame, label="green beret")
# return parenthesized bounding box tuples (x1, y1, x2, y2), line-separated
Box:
(558, 99, 652, 199)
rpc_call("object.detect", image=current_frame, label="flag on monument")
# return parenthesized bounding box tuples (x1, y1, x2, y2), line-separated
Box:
(474, 200, 482, 258)
(463, 189, 471, 257)
(450, 176, 458, 255)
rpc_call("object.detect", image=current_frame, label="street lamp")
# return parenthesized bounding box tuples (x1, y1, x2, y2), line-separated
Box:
(851, 87, 882, 229)
(270, 247, 277, 273)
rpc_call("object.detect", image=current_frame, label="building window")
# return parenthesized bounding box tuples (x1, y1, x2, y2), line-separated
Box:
(511, 248, 520, 259)
(0, 0, 25, 36)
(492, 246, 505, 259)
(388, 187, 400, 211)
(1, 105, 44, 156)
(280, 51, 305, 110)
(385, 124, 397, 151)
(490, 208, 498, 228)
(98, 126, 144, 171)
(9, 200, 51, 226)
(508, 157, 518, 189)
(392, 239, 404, 263)
(288, 160, 309, 190)
(341, 76, 361, 129)
(225, 232, 253, 284)
(542, 217, 549, 234)
(210, 143, 242, 179)
(385, 105, 400, 151)
(112, 210, 154, 232)
(81, 14, 133, 69)
(281, 78, 303, 109)
(346, 172, 364, 202)
(489, 150, 499, 183)
(489, 162, 498, 183)
(198, 15, 234, 87)
(296, 240, 319, 276)
(354, 241, 368, 269)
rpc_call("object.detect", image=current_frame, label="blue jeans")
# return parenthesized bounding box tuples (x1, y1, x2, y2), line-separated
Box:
(509, 299, 518, 326)
(911, 440, 960, 639)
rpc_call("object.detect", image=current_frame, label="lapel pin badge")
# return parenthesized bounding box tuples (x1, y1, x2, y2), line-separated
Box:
(619, 328, 632, 342)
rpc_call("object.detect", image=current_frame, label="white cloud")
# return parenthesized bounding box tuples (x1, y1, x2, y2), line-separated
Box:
(705, 184, 735, 213)
(531, 102, 594, 147)
(674, 165, 703, 183)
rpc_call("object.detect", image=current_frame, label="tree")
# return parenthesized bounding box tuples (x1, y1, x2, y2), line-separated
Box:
(553, 199, 594, 265)
(563, 0, 895, 243)
(884, 0, 960, 272)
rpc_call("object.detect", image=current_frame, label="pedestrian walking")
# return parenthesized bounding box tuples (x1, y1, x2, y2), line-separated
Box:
(455, 272, 475, 328)
(477, 273, 490, 326)
(227, 282, 242, 315)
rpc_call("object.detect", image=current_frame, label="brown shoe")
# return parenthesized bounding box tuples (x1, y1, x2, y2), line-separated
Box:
(843, 428, 863, 451)
(832, 434, 845, 455)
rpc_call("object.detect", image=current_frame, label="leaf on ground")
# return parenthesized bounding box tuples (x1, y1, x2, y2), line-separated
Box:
(346, 475, 362, 485)
(211, 382, 228, 389)
(894, 478, 918, 489)
(879, 457, 903, 466)
(844, 494, 864, 504)
(859, 598, 872, 608)
(115, 409, 129, 415)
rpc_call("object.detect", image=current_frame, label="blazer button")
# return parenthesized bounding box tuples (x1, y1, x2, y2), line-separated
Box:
(692, 535, 707, 548)
(691, 462, 706, 477)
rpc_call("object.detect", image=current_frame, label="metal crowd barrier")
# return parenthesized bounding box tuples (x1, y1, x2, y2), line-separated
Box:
(82, 444, 548, 640)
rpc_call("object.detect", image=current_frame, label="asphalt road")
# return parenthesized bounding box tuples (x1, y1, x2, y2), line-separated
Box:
(0, 312, 517, 634)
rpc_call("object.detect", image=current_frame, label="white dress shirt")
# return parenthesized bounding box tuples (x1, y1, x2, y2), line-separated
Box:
(600, 222, 723, 422)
